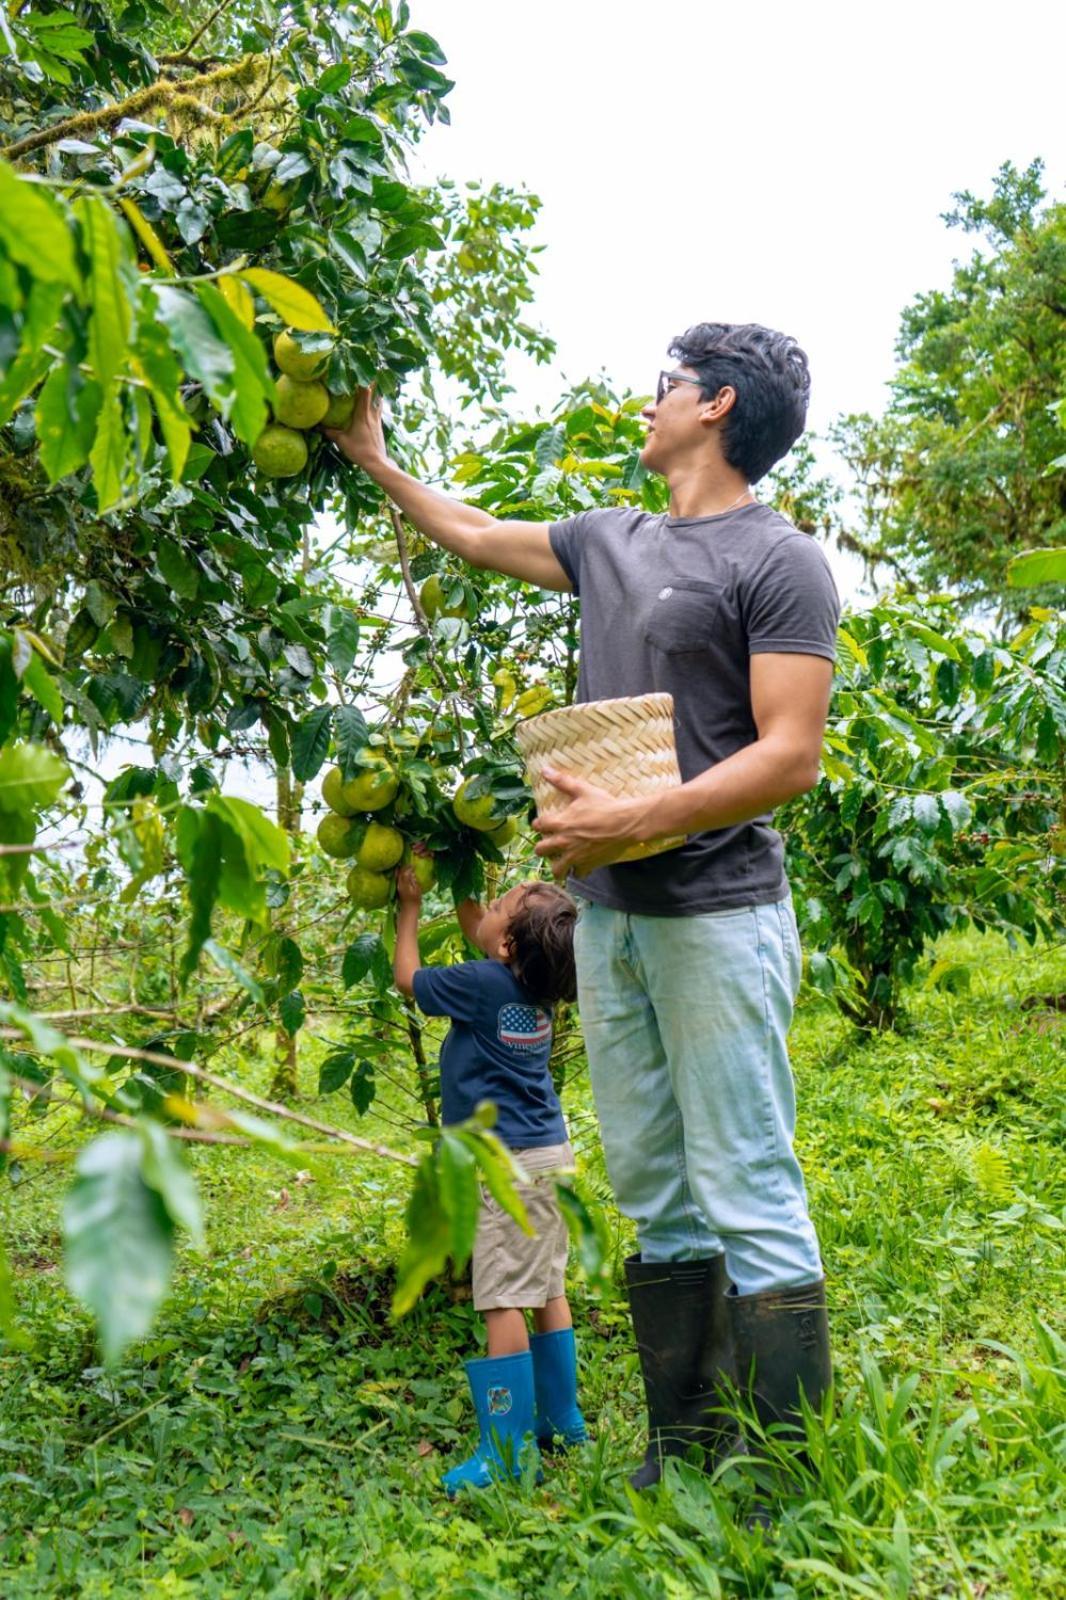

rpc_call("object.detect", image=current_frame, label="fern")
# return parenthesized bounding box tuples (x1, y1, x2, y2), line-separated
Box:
(972, 1142, 1013, 1206)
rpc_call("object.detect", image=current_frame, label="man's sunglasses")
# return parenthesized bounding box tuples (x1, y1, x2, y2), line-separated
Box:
(656, 370, 705, 405)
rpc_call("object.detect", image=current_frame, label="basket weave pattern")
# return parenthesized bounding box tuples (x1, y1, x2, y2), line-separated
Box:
(515, 693, 687, 864)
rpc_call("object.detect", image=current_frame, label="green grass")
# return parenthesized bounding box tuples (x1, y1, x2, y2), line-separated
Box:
(2, 931, 1064, 1598)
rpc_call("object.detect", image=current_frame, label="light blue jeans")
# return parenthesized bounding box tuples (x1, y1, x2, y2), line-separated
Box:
(574, 897, 823, 1295)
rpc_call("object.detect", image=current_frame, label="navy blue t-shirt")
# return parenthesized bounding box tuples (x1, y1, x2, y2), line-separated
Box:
(412, 960, 567, 1149)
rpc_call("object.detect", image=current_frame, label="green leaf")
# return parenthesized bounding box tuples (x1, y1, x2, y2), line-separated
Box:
(318, 1049, 355, 1094)
(278, 989, 305, 1035)
(133, 315, 192, 481)
(89, 388, 128, 512)
(156, 538, 199, 601)
(392, 1154, 453, 1317)
(458, 1127, 532, 1234)
(196, 282, 274, 448)
(138, 1120, 204, 1249)
(349, 1059, 376, 1114)
(63, 1131, 175, 1365)
(76, 195, 131, 391)
(275, 935, 303, 993)
(177, 807, 223, 983)
(151, 286, 233, 410)
(437, 1132, 479, 1271)
(553, 1181, 609, 1283)
(238, 268, 335, 332)
(342, 932, 383, 988)
(0, 277, 66, 426)
(203, 937, 264, 1003)
(333, 703, 370, 779)
(35, 365, 102, 481)
(205, 794, 290, 874)
(0, 741, 69, 814)
(1006, 547, 1066, 588)
(291, 705, 333, 782)
(21, 651, 63, 724)
(0, 162, 79, 287)
(325, 609, 360, 677)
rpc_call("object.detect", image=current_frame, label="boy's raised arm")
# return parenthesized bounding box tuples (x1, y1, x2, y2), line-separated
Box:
(393, 867, 422, 997)
(456, 898, 488, 953)
(325, 389, 571, 592)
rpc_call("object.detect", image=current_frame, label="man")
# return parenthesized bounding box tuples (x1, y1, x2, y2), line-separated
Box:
(329, 322, 839, 1488)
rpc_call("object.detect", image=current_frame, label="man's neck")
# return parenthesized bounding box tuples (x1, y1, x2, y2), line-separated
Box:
(666, 459, 753, 519)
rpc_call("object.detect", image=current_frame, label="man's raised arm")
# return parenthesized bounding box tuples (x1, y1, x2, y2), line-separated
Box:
(325, 388, 571, 592)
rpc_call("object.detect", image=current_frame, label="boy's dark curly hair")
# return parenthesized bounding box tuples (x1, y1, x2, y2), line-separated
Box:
(505, 882, 577, 1006)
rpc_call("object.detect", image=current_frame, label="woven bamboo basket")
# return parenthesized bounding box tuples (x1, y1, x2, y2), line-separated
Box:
(514, 692, 687, 865)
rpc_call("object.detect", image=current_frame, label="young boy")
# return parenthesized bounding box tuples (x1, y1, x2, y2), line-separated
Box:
(393, 864, 588, 1493)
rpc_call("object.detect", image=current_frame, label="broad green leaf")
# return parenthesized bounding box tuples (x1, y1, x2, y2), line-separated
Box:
(21, 651, 63, 723)
(437, 1132, 478, 1270)
(63, 1131, 175, 1364)
(132, 314, 193, 481)
(458, 1127, 532, 1234)
(0, 636, 17, 744)
(1006, 547, 1066, 588)
(238, 268, 335, 332)
(0, 162, 79, 287)
(151, 286, 234, 410)
(203, 937, 264, 1004)
(326, 609, 360, 678)
(392, 1155, 452, 1317)
(138, 1119, 204, 1248)
(205, 794, 290, 874)
(553, 1182, 609, 1283)
(76, 195, 131, 391)
(291, 705, 333, 782)
(35, 365, 102, 481)
(196, 281, 274, 447)
(318, 1048, 355, 1094)
(89, 387, 127, 511)
(177, 807, 223, 982)
(349, 1060, 376, 1114)
(278, 989, 305, 1035)
(0, 809, 35, 896)
(342, 932, 383, 988)
(156, 538, 199, 600)
(117, 197, 173, 273)
(0, 278, 65, 426)
(216, 272, 255, 330)
(333, 702, 370, 778)
(0, 741, 69, 813)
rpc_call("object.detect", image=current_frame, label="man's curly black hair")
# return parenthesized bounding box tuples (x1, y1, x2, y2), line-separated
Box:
(668, 321, 811, 483)
(505, 882, 577, 1006)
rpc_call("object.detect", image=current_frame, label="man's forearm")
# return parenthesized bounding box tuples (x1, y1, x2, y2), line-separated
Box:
(361, 456, 496, 565)
(635, 736, 820, 842)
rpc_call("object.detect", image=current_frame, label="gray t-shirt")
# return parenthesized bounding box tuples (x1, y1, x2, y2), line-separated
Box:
(548, 502, 840, 915)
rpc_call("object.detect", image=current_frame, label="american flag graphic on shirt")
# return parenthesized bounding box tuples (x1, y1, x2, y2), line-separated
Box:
(497, 1003, 551, 1051)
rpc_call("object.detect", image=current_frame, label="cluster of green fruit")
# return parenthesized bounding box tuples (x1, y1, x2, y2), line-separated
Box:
(252, 331, 356, 479)
(316, 755, 518, 911)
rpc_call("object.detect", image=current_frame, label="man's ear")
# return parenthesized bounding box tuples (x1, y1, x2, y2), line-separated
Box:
(698, 384, 737, 424)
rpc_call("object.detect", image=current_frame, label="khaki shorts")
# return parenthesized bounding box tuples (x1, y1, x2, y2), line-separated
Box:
(472, 1141, 573, 1312)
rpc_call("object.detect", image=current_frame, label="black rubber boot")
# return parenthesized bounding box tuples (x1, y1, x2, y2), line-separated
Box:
(728, 1277, 831, 1442)
(625, 1254, 737, 1490)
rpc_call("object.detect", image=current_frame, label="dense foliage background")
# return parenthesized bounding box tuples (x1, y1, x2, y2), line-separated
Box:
(0, 2, 1063, 1595)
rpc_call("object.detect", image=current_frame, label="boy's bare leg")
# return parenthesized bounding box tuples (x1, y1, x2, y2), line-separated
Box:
(485, 1308, 530, 1356)
(532, 1295, 572, 1335)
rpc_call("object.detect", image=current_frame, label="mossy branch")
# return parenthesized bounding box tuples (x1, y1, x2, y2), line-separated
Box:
(0, 53, 263, 162)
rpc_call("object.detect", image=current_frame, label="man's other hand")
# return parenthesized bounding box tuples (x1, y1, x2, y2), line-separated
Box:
(324, 385, 386, 471)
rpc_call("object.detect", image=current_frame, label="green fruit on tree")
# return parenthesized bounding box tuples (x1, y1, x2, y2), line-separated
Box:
(346, 865, 392, 910)
(487, 815, 518, 846)
(321, 766, 356, 817)
(420, 573, 469, 620)
(403, 845, 437, 892)
(356, 822, 404, 872)
(273, 329, 330, 381)
(343, 752, 399, 812)
(317, 814, 359, 858)
(252, 424, 308, 478)
(274, 375, 329, 430)
(321, 390, 356, 430)
(453, 778, 501, 832)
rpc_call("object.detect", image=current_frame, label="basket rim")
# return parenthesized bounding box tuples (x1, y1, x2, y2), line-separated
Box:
(515, 691, 677, 737)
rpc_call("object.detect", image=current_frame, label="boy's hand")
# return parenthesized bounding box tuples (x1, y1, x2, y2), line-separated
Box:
(395, 865, 423, 908)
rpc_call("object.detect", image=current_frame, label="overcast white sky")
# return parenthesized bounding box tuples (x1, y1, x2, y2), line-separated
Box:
(411, 0, 1064, 598)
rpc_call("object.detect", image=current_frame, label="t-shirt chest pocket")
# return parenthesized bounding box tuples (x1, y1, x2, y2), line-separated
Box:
(644, 580, 727, 654)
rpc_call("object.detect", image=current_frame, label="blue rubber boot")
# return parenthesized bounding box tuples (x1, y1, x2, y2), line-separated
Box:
(531, 1327, 588, 1450)
(442, 1351, 541, 1496)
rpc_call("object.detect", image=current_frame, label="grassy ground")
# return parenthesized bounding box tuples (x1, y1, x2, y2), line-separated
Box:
(1, 930, 1064, 1599)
